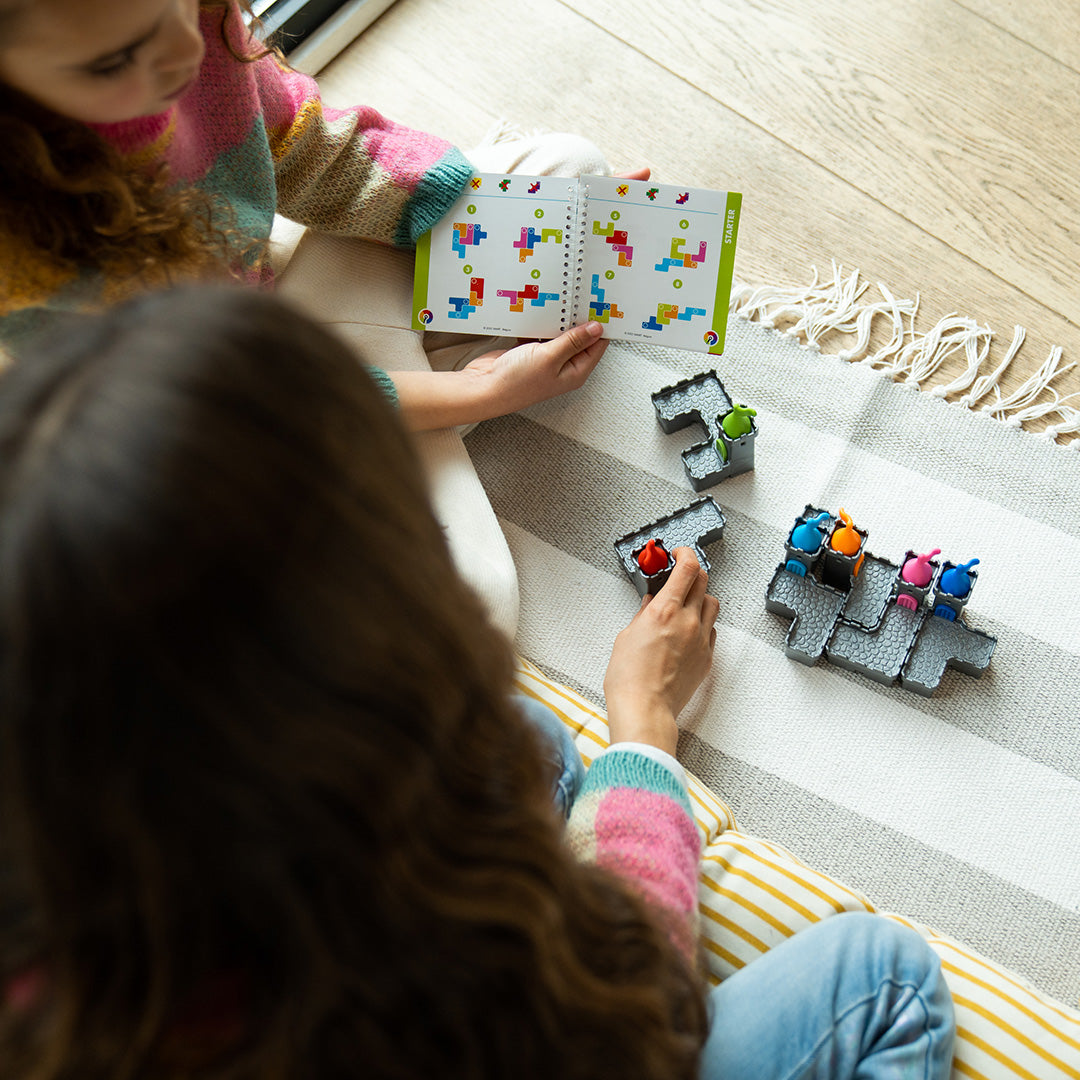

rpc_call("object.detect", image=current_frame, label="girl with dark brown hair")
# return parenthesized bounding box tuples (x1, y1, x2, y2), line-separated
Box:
(0, 286, 955, 1079)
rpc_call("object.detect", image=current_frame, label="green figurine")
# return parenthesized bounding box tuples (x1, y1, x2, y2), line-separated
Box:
(715, 403, 756, 460)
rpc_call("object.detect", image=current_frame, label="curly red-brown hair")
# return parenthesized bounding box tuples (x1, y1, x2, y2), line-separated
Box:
(0, 1, 265, 301)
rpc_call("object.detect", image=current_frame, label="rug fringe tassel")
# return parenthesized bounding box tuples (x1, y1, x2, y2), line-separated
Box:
(730, 264, 1077, 447)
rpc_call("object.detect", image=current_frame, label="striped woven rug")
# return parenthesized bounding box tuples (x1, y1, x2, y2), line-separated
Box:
(465, 308, 1080, 1007)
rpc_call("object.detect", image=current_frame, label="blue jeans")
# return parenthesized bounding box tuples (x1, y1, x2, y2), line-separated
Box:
(516, 701, 954, 1078)
(515, 695, 586, 819)
(702, 913, 955, 1079)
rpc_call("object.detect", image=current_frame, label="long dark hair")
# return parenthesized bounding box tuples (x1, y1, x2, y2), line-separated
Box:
(0, 287, 707, 1079)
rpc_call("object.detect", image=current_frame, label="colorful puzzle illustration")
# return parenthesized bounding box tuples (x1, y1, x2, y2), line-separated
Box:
(589, 274, 624, 323)
(496, 284, 560, 312)
(591, 221, 634, 267)
(528, 181, 541, 193)
(675, 192, 690, 205)
(646, 188, 659, 201)
(448, 276, 484, 319)
(652, 370, 756, 489)
(765, 506, 996, 696)
(615, 497, 726, 597)
(643, 303, 706, 331)
(655, 237, 708, 272)
(499, 179, 511, 191)
(451, 222, 487, 258)
(513, 226, 563, 262)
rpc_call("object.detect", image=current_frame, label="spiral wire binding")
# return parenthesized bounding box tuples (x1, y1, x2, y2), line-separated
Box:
(563, 181, 589, 331)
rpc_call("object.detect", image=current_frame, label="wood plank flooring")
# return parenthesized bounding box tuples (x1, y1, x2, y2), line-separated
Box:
(318, 0, 1080, 442)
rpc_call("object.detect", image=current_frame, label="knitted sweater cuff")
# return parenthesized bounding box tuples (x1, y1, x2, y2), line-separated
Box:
(393, 147, 474, 249)
(365, 364, 399, 406)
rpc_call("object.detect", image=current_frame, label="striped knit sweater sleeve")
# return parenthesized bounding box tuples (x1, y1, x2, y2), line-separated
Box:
(254, 50, 472, 248)
(565, 748, 702, 965)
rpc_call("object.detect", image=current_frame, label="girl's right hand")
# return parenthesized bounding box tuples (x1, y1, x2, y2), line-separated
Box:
(603, 548, 719, 755)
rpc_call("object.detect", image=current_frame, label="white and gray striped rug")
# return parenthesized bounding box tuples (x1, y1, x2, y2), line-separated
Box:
(465, 313, 1080, 1007)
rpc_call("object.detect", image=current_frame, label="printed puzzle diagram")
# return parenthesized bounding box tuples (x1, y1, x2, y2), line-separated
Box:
(448, 277, 484, 319)
(765, 506, 996, 696)
(451, 222, 487, 258)
(514, 226, 563, 262)
(592, 221, 634, 266)
(589, 275, 624, 323)
(497, 284, 560, 312)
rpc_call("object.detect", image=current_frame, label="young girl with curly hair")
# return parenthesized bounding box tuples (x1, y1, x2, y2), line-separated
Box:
(0, 0, 628, 634)
(0, 285, 954, 1079)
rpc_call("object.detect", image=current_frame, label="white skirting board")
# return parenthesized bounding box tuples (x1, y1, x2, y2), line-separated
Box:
(286, 0, 401, 74)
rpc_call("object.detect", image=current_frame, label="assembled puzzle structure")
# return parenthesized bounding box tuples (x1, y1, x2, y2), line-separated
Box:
(614, 497, 726, 597)
(765, 506, 996, 696)
(652, 370, 757, 490)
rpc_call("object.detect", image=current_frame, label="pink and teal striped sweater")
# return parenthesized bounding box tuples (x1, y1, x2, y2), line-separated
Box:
(0, 3, 471, 351)
(566, 747, 702, 965)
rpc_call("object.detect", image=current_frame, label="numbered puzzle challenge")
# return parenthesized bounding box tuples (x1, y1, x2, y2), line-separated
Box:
(413, 174, 742, 355)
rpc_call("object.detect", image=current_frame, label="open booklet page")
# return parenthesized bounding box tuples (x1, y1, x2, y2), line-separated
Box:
(413, 173, 741, 356)
(575, 175, 740, 354)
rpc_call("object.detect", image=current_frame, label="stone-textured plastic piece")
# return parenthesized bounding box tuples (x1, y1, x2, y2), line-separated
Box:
(615, 497, 726, 597)
(652, 370, 756, 490)
(765, 507, 997, 696)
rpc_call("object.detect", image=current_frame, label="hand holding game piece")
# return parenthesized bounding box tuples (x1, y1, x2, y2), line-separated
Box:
(603, 547, 719, 755)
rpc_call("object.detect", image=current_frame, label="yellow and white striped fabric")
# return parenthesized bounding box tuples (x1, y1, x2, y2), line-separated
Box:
(514, 656, 1080, 1080)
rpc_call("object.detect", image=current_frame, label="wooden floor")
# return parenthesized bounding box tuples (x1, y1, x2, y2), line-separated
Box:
(318, 0, 1080, 443)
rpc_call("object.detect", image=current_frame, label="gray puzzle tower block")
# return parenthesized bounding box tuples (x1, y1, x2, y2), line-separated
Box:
(828, 603, 926, 684)
(894, 549, 942, 610)
(930, 562, 979, 621)
(900, 616, 996, 696)
(765, 565, 848, 664)
(838, 554, 900, 630)
(766, 505, 997, 695)
(652, 370, 756, 490)
(615, 497, 726, 597)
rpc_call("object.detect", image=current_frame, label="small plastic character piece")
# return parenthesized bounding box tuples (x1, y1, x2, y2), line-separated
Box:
(830, 509, 860, 555)
(716, 403, 757, 462)
(933, 558, 980, 621)
(791, 512, 831, 553)
(721, 403, 756, 440)
(896, 548, 940, 611)
(783, 509, 833, 577)
(939, 558, 979, 598)
(636, 539, 670, 575)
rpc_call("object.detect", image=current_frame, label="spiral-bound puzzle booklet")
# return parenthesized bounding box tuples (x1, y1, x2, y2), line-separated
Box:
(412, 174, 742, 355)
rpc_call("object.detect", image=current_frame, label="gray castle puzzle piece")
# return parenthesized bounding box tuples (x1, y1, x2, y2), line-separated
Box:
(615, 497, 725, 597)
(900, 617, 997, 696)
(828, 602, 927, 684)
(765, 506, 996, 695)
(652, 370, 757, 490)
(838, 554, 900, 630)
(765, 566, 847, 663)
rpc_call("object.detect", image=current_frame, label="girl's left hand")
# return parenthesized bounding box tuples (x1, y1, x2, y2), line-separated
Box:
(460, 321, 608, 415)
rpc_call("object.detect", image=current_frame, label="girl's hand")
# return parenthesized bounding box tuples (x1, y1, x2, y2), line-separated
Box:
(459, 321, 608, 416)
(603, 548, 719, 755)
